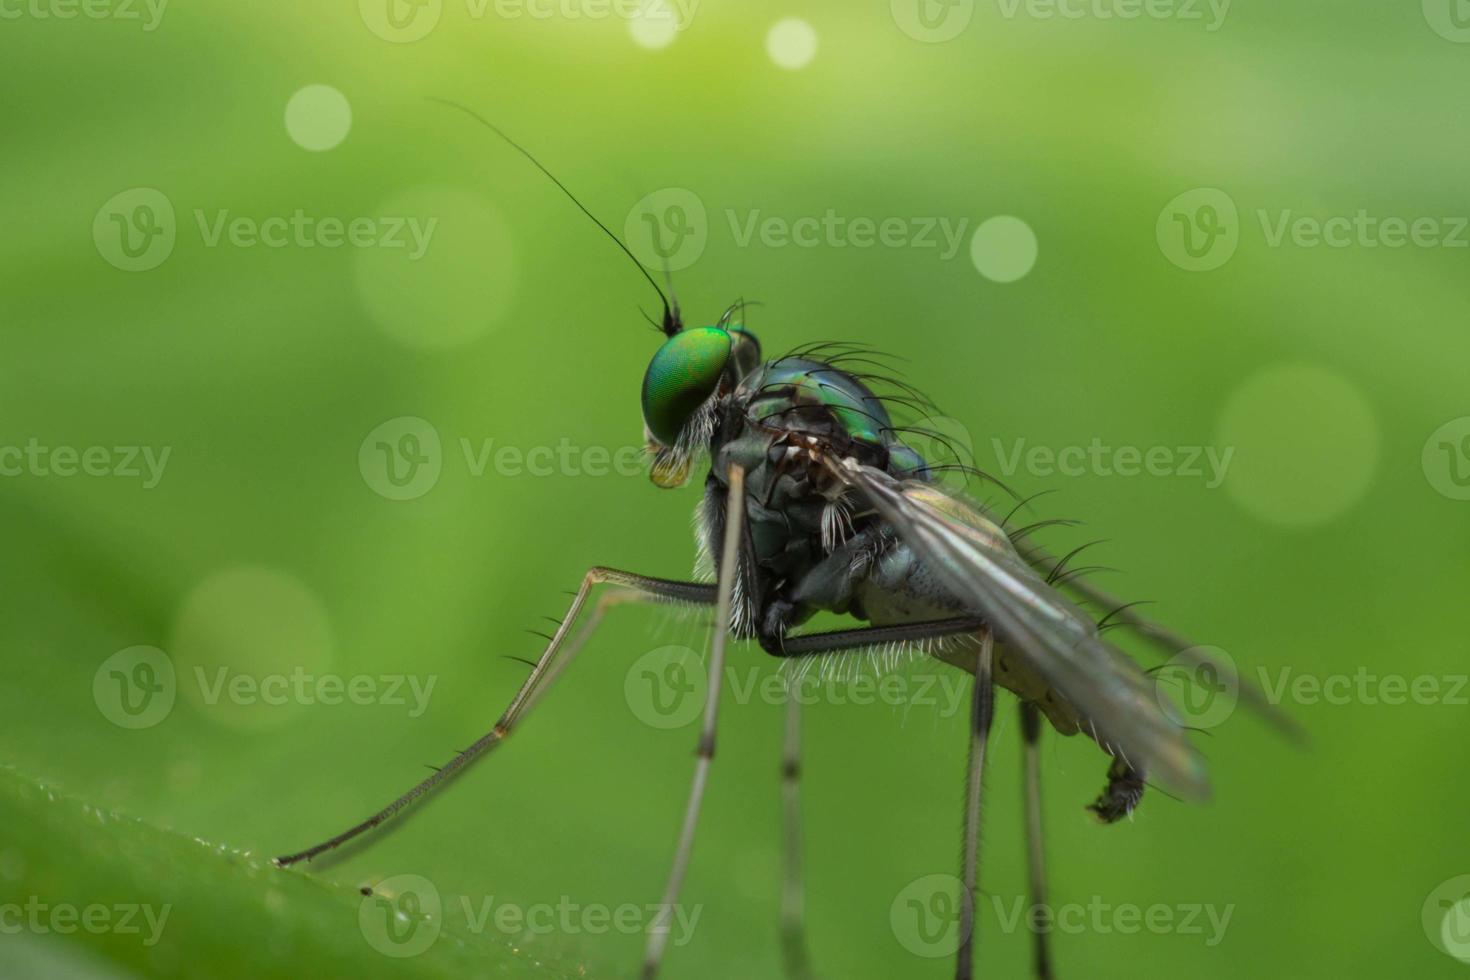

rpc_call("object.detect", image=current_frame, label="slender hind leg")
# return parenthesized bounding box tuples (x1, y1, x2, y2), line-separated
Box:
(274, 567, 716, 867)
(780, 692, 814, 979)
(955, 629, 995, 980)
(1020, 702, 1053, 979)
(642, 465, 748, 979)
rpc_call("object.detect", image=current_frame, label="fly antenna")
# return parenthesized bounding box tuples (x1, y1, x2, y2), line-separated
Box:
(428, 96, 680, 336)
(660, 260, 682, 334)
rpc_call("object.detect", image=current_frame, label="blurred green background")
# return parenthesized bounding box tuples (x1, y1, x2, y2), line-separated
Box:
(3, 1, 1468, 977)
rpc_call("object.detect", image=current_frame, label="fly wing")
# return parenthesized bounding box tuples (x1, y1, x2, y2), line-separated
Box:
(1027, 544, 1305, 742)
(827, 457, 1209, 799)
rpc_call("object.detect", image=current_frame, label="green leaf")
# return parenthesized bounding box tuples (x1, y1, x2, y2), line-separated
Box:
(0, 766, 586, 979)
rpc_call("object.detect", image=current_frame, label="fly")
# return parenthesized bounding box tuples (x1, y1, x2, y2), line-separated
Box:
(275, 101, 1298, 980)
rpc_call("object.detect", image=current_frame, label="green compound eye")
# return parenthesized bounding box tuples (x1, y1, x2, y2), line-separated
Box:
(641, 326, 732, 446)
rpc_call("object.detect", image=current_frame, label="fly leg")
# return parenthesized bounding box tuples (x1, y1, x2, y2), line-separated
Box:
(780, 692, 814, 980)
(642, 464, 748, 979)
(760, 618, 988, 656)
(274, 567, 716, 867)
(754, 616, 999, 978)
(1020, 702, 1054, 979)
(956, 628, 995, 980)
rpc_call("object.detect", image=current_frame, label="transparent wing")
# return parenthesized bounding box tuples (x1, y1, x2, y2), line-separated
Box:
(1025, 543, 1305, 742)
(827, 457, 1209, 799)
